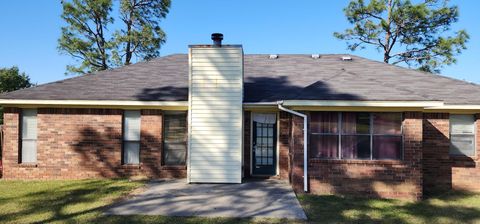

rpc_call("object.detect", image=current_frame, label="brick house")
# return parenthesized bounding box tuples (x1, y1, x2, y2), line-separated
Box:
(1, 34, 479, 200)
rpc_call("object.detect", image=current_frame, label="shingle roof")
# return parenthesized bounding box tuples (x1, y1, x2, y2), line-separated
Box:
(1, 54, 479, 105)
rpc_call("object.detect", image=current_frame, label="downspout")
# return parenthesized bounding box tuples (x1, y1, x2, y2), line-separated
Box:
(277, 101, 308, 192)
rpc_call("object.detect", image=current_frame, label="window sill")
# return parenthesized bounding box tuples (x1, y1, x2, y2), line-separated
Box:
(122, 164, 141, 168)
(309, 158, 403, 165)
(450, 155, 477, 161)
(161, 165, 186, 170)
(18, 163, 38, 167)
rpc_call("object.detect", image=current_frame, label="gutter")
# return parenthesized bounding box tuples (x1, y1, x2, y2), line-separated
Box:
(277, 101, 308, 192)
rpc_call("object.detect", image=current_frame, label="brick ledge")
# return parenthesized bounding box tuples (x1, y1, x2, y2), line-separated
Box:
(309, 158, 404, 165)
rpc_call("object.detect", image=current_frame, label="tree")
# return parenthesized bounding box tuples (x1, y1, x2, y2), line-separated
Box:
(113, 0, 170, 66)
(334, 0, 469, 73)
(0, 66, 34, 123)
(59, 0, 114, 74)
(59, 0, 171, 74)
(0, 67, 33, 93)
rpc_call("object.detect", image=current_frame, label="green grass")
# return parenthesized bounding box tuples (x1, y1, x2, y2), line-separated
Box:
(298, 192, 480, 223)
(0, 179, 479, 223)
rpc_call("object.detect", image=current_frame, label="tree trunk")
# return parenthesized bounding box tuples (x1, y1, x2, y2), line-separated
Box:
(384, 0, 393, 64)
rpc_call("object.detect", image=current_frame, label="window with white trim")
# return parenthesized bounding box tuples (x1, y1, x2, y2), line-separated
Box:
(123, 110, 141, 164)
(450, 114, 476, 156)
(310, 112, 403, 160)
(21, 109, 38, 163)
(163, 112, 187, 166)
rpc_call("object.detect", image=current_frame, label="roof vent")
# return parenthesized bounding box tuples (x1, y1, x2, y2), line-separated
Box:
(269, 54, 279, 59)
(211, 33, 223, 47)
(311, 54, 320, 59)
(341, 56, 353, 61)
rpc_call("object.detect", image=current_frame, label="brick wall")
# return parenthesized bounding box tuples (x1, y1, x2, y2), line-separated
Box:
(243, 111, 251, 178)
(422, 113, 451, 194)
(2, 107, 185, 179)
(303, 112, 423, 200)
(278, 111, 291, 180)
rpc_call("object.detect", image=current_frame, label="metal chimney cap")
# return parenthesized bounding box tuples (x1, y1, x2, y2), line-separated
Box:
(211, 33, 224, 46)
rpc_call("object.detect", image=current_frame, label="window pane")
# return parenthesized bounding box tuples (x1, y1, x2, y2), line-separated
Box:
(341, 135, 370, 159)
(342, 112, 370, 134)
(22, 109, 37, 140)
(123, 141, 140, 164)
(310, 112, 338, 134)
(22, 109, 37, 163)
(373, 113, 402, 135)
(124, 111, 141, 141)
(163, 112, 187, 165)
(21, 140, 37, 163)
(311, 135, 338, 159)
(450, 115, 475, 134)
(450, 135, 475, 156)
(164, 142, 187, 165)
(373, 136, 402, 159)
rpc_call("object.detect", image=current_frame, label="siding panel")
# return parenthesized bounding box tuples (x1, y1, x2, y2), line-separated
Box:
(188, 46, 243, 183)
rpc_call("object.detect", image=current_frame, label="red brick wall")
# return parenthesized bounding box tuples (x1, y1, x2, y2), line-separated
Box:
(2, 108, 185, 179)
(303, 112, 423, 200)
(243, 111, 251, 178)
(291, 114, 305, 192)
(278, 111, 291, 180)
(422, 113, 451, 194)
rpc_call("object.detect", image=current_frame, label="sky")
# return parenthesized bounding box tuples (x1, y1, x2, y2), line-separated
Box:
(0, 0, 479, 84)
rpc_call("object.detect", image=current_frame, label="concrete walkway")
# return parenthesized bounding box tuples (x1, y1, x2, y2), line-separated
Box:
(105, 179, 307, 220)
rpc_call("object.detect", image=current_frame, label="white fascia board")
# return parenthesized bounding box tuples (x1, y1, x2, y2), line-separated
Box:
(425, 105, 480, 110)
(0, 99, 189, 107)
(280, 100, 445, 108)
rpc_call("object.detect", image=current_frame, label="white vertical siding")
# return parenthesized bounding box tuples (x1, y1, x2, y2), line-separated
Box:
(188, 46, 243, 183)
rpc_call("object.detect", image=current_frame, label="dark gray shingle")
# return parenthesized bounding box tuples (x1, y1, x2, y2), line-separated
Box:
(1, 54, 478, 105)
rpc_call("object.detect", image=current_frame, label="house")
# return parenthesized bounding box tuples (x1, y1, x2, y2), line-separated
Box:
(1, 33, 479, 200)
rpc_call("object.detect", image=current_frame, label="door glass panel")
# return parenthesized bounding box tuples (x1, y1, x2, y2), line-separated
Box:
(253, 114, 277, 175)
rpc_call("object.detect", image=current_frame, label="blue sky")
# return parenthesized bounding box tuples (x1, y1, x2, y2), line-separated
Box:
(0, 0, 478, 84)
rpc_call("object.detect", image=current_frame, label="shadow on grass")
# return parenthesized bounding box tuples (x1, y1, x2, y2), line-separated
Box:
(0, 179, 143, 223)
(0, 179, 300, 224)
(298, 191, 480, 224)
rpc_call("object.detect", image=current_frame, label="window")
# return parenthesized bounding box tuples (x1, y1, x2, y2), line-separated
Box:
(372, 113, 403, 159)
(310, 112, 339, 159)
(310, 112, 403, 160)
(21, 109, 37, 163)
(342, 112, 371, 159)
(163, 112, 187, 166)
(450, 114, 475, 156)
(123, 110, 141, 164)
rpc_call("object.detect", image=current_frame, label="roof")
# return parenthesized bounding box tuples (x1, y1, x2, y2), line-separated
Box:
(1, 54, 479, 105)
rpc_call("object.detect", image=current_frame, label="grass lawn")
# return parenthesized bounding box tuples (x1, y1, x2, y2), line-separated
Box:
(0, 179, 479, 224)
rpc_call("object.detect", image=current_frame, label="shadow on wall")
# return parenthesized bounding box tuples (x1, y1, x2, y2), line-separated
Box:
(72, 126, 166, 178)
(422, 118, 453, 196)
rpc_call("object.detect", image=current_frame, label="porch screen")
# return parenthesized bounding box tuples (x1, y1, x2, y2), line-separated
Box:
(123, 110, 141, 164)
(21, 109, 37, 163)
(310, 112, 403, 160)
(450, 114, 475, 156)
(163, 112, 187, 165)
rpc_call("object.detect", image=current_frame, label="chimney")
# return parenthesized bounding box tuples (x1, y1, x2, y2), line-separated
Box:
(211, 33, 223, 47)
(188, 34, 243, 184)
